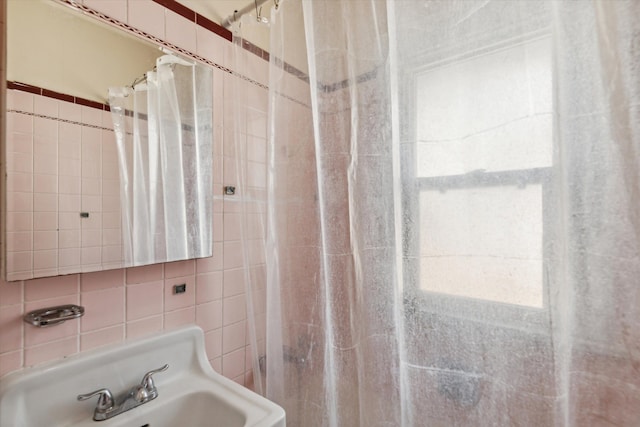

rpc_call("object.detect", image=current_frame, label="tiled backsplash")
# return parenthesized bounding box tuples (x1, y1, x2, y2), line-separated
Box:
(1, 0, 273, 391)
(0, 258, 255, 381)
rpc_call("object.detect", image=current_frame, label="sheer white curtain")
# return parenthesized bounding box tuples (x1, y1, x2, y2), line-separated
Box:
(228, 14, 272, 396)
(265, 0, 640, 425)
(109, 55, 213, 266)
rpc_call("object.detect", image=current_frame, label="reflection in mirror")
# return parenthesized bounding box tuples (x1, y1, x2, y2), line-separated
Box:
(4, 0, 213, 280)
(109, 55, 213, 267)
(8, 0, 161, 104)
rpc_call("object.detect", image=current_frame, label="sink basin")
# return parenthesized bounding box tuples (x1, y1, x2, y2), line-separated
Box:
(103, 391, 246, 427)
(0, 326, 285, 427)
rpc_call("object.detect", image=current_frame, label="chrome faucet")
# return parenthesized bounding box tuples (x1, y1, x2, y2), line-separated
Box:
(77, 364, 169, 421)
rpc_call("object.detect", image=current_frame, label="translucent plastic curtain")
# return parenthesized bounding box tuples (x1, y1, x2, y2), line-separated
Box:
(230, 15, 271, 395)
(265, 0, 640, 426)
(109, 55, 213, 266)
(264, 0, 316, 414)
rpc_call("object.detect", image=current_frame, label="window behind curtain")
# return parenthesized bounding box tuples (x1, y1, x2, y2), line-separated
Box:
(414, 37, 552, 308)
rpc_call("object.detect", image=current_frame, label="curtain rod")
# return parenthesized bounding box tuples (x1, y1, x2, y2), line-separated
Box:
(221, 0, 279, 28)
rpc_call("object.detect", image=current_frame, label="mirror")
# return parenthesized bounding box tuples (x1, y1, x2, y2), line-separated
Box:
(4, 0, 213, 281)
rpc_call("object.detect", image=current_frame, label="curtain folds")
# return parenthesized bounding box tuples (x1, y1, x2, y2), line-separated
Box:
(229, 15, 273, 396)
(109, 55, 213, 267)
(264, 0, 640, 426)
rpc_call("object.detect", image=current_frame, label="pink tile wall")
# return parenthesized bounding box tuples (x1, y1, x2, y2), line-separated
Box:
(5, 90, 120, 280)
(6, 90, 35, 280)
(0, 258, 222, 375)
(1, 0, 275, 392)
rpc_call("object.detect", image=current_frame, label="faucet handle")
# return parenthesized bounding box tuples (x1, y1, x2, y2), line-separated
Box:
(77, 388, 114, 411)
(140, 364, 169, 394)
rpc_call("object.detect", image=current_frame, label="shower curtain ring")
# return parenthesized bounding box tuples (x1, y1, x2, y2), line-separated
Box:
(254, 0, 268, 23)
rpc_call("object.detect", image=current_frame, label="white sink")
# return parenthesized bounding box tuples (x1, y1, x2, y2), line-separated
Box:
(0, 326, 285, 427)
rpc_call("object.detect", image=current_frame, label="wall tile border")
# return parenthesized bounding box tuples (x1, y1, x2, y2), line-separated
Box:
(6, 107, 112, 132)
(7, 82, 110, 112)
(152, 0, 232, 42)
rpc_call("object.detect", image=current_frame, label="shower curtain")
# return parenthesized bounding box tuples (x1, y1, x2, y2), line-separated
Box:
(109, 55, 213, 266)
(228, 15, 272, 396)
(264, 0, 640, 426)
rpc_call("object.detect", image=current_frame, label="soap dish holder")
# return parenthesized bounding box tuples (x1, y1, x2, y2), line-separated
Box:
(24, 304, 85, 327)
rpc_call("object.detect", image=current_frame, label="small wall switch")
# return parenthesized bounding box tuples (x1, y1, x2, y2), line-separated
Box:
(173, 284, 187, 294)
